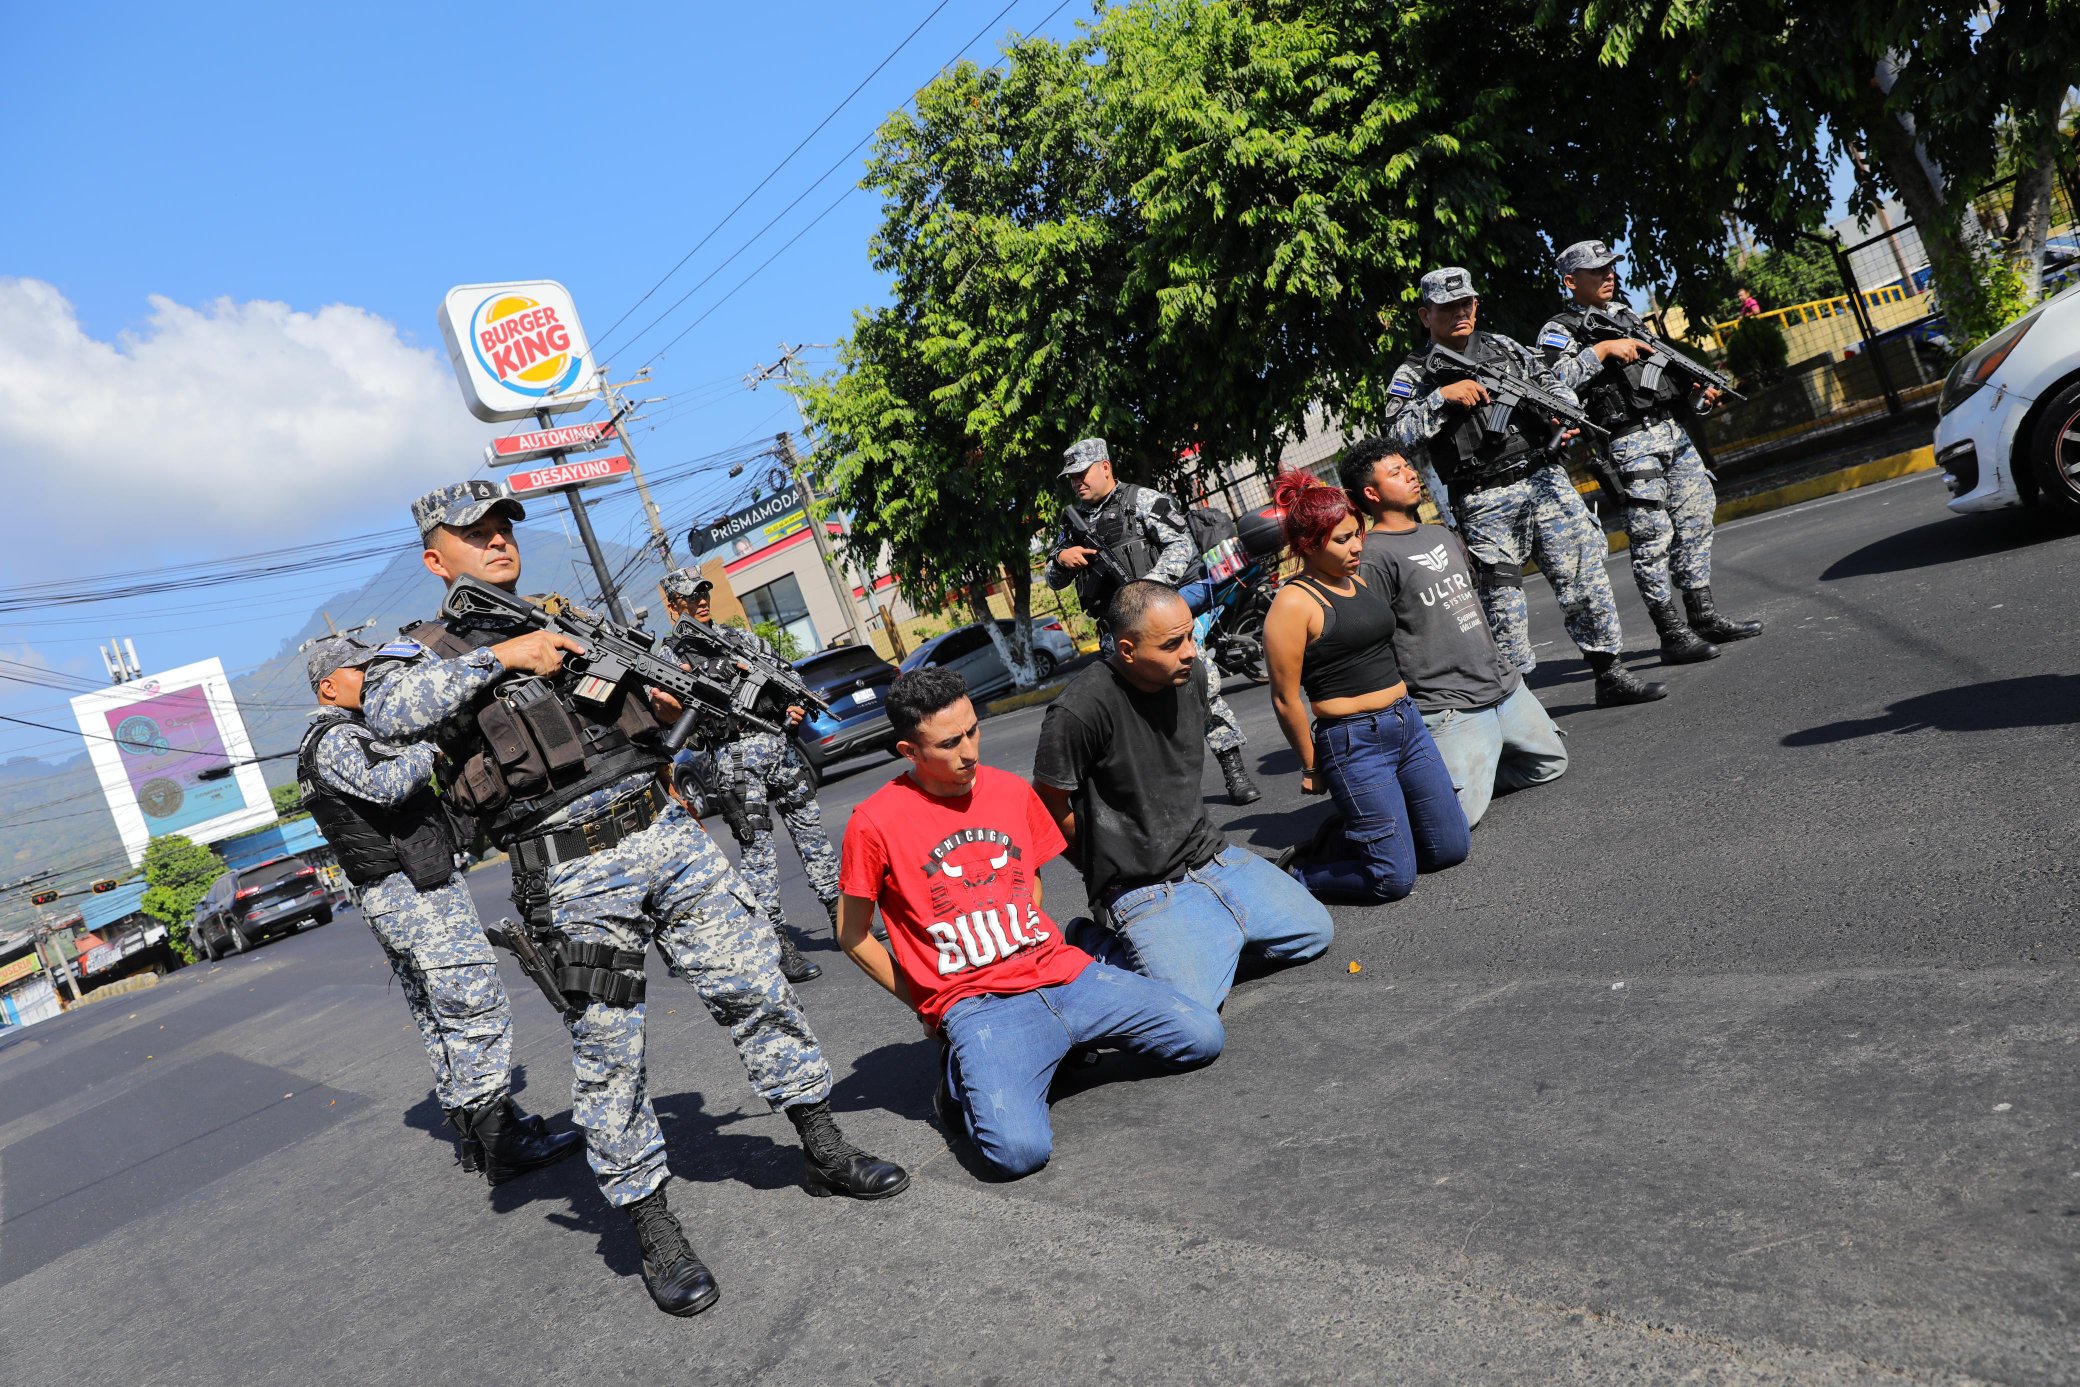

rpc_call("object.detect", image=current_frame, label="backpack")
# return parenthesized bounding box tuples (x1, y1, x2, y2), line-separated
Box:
(1185, 505, 1247, 582)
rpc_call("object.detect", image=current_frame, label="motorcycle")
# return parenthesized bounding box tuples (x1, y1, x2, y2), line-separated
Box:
(1191, 504, 1287, 685)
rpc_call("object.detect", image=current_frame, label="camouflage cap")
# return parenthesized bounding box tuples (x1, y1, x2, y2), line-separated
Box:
(1060, 437, 1110, 476)
(1418, 267, 1479, 304)
(1556, 239, 1620, 276)
(662, 567, 713, 599)
(410, 478, 526, 540)
(305, 635, 376, 692)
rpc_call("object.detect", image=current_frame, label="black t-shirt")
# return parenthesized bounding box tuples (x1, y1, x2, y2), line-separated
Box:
(1359, 524, 1519, 713)
(1032, 660, 1227, 901)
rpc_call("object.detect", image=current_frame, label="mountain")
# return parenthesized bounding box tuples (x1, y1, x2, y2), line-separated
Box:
(0, 523, 673, 933)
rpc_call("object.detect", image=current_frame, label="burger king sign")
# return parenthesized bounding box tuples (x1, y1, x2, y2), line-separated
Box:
(437, 280, 601, 421)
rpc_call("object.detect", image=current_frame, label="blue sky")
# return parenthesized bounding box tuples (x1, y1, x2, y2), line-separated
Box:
(0, 0, 1087, 767)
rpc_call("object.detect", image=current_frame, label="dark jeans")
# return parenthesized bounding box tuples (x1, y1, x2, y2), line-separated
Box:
(1297, 697, 1470, 903)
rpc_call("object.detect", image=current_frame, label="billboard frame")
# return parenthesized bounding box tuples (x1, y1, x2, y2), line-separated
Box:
(69, 657, 276, 868)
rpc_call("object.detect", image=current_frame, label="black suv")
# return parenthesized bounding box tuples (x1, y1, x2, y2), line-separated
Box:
(190, 856, 332, 961)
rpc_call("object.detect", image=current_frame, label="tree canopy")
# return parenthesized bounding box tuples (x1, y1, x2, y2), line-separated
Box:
(141, 834, 224, 965)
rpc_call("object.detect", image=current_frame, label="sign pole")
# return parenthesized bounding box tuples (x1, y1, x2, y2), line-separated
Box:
(537, 409, 632, 623)
(775, 431, 873, 650)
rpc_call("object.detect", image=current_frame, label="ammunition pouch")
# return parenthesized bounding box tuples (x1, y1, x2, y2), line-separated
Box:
(555, 941, 648, 1009)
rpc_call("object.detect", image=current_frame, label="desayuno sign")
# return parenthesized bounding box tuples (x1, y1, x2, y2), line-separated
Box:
(438, 280, 598, 422)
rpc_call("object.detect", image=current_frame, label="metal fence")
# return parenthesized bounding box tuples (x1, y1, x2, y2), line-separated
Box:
(1684, 161, 2079, 468)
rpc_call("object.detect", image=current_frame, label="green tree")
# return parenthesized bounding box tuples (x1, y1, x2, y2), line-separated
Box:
(1575, 0, 2079, 345)
(725, 616, 804, 662)
(140, 834, 223, 965)
(796, 36, 1129, 688)
(270, 781, 308, 823)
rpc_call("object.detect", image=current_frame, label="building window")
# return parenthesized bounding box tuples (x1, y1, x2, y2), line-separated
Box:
(739, 572, 818, 654)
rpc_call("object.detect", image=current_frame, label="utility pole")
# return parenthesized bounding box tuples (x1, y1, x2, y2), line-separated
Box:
(537, 407, 633, 623)
(28, 895, 81, 1004)
(596, 367, 675, 571)
(747, 344, 875, 649)
(772, 432, 873, 649)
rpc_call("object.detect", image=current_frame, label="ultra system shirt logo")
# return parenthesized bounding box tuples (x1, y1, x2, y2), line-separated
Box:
(469, 293, 585, 400)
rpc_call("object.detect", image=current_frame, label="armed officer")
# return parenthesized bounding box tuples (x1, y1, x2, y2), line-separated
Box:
(1383, 267, 1667, 708)
(1044, 437, 1262, 804)
(301, 634, 581, 1184)
(659, 568, 834, 987)
(1535, 239, 1765, 655)
(361, 482, 908, 1318)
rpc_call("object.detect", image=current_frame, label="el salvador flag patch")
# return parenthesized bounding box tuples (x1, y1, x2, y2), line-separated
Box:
(1538, 327, 1572, 349)
(1388, 377, 1416, 399)
(373, 640, 424, 659)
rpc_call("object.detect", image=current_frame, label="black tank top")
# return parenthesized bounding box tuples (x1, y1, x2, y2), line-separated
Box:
(1293, 575, 1403, 701)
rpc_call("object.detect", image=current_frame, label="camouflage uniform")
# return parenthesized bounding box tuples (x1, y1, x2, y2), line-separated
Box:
(1045, 468, 1246, 753)
(1535, 313, 1717, 605)
(687, 621, 841, 927)
(362, 634, 833, 1209)
(1384, 330, 1624, 674)
(306, 707, 512, 1111)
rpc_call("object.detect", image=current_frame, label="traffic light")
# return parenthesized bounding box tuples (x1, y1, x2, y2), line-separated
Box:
(30, 890, 59, 906)
(90, 879, 118, 893)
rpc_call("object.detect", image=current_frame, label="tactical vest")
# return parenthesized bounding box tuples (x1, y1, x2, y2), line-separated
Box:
(1403, 331, 1540, 488)
(1069, 483, 1161, 609)
(402, 616, 665, 847)
(1551, 304, 1678, 432)
(296, 719, 457, 891)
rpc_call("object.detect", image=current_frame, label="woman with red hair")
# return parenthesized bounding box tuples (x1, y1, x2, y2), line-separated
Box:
(1261, 471, 1470, 902)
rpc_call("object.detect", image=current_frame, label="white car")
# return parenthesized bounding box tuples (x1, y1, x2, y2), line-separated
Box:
(1934, 280, 2080, 519)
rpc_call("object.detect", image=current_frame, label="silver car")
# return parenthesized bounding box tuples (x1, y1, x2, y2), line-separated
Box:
(901, 619, 1079, 700)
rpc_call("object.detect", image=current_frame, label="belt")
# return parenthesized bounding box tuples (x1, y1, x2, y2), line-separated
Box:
(1452, 456, 1537, 496)
(511, 781, 669, 873)
(1608, 410, 1673, 441)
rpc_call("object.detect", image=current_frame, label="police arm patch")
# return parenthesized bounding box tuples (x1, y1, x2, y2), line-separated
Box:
(1538, 327, 1573, 349)
(372, 640, 425, 659)
(1388, 376, 1416, 399)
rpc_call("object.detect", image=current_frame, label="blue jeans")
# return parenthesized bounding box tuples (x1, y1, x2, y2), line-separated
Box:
(941, 962, 1224, 1177)
(1090, 844, 1335, 1008)
(1421, 682, 1569, 829)
(1298, 697, 1470, 903)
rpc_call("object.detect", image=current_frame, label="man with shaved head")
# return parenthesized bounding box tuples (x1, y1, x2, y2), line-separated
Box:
(1033, 581, 1333, 1009)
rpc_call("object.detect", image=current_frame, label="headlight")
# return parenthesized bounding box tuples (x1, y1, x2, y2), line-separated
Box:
(1939, 313, 2037, 416)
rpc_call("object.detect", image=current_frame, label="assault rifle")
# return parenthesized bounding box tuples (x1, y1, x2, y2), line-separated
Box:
(1580, 308, 1745, 407)
(1422, 343, 1611, 449)
(1058, 506, 1136, 609)
(667, 617, 827, 744)
(438, 576, 782, 754)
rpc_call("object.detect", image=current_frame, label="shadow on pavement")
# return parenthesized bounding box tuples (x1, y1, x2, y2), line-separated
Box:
(1820, 509, 2073, 581)
(1782, 673, 2080, 745)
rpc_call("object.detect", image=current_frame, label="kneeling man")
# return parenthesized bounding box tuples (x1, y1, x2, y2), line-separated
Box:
(836, 668, 1225, 1177)
(1033, 581, 1334, 1008)
(1340, 440, 1569, 828)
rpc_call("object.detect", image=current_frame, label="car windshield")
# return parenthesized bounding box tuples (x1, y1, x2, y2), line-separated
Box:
(237, 859, 306, 890)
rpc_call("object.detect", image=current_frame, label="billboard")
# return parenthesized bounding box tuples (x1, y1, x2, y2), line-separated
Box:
(436, 280, 600, 422)
(694, 484, 808, 558)
(70, 658, 276, 868)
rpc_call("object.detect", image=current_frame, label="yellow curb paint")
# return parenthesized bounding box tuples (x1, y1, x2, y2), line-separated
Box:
(1588, 445, 1937, 554)
(985, 682, 1072, 715)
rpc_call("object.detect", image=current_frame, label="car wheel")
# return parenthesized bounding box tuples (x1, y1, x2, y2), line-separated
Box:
(1033, 649, 1059, 681)
(309, 910, 332, 928)
(231, 926, 251, 955)
(2028, 378, 2080, 522)
(196, 934, 217, 963)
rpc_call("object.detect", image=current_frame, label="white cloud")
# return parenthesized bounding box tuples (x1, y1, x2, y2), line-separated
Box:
(0, 279, 497, 557)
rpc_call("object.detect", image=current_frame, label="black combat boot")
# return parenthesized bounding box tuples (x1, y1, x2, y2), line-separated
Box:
(1215, 747, 1262, 805)
(464, 1095, 585, 1185)
(1646, 598, 1719, 664)
(625, 1185, 720, 1317)
(1683, 586, 1765, 643)
(442, 1106, 485, 1175)
(1587, 651, 1669, 707)
(774, 925, 822, 983)
(785, 1099, 911, 1200)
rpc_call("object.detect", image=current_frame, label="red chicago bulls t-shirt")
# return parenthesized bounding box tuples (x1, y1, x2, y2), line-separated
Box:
(840, 764, 1089, 1028)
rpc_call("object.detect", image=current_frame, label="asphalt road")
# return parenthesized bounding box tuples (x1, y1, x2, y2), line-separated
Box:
(3, 471, 2075, 1385)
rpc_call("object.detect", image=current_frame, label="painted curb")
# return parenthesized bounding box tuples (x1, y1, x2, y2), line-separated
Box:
(1600, 444, 1937, 554)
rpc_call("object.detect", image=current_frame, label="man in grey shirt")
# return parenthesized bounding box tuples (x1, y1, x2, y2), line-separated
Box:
(1338, 438, 1569, 827)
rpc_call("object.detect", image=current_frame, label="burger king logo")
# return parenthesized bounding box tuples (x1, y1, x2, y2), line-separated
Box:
(469, 293, 585, 400)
